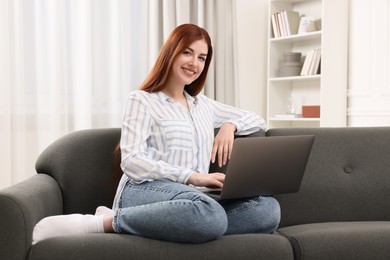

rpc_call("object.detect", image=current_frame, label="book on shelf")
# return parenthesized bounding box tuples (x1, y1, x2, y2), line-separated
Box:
(300, 49, 314, 76)
(283, 10, 300, 36)
(271, 13, 280, 38)
(277, 12, 286, 37)
(271, 10, 300, 38)
(301, 49, 321, 76)
(310, 49, 321, 75)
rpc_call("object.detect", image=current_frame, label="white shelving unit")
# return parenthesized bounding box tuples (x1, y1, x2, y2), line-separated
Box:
(266, 0, 348, 128)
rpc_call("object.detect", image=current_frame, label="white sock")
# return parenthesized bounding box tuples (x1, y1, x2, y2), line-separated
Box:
(95, 206, 114, 216)
(32, 214, 104, 245)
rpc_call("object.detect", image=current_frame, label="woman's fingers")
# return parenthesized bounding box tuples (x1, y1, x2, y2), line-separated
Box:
(216, 142, 234, 167)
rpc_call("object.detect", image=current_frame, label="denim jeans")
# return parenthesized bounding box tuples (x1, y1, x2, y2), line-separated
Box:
(113, 180, 281, 243)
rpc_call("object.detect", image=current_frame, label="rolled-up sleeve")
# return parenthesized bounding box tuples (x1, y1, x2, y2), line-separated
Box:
(206, 96, 267, 135)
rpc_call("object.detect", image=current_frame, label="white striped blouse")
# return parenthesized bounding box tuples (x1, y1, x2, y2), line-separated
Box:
(112, 90, 266, 209)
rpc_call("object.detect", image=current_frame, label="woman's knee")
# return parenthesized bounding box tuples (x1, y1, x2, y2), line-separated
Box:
(258, 196, 281, 233)
(225, 196, 281, 235)
(184, 194, 228, 242)
(201, 200, 228, 237)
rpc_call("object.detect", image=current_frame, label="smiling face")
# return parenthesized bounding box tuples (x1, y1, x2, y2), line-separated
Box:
(169, 39, 208, 88)
(139, 24, 213, 96)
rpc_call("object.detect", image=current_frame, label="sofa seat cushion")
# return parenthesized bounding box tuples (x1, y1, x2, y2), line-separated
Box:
(29, 233, 293, 260)
(278, 221, 390, 260)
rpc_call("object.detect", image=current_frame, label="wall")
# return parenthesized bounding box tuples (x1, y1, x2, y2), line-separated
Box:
(347, 0, 390, 126)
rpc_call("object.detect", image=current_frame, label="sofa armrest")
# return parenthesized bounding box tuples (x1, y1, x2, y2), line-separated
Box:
(0, 174, 63, 259)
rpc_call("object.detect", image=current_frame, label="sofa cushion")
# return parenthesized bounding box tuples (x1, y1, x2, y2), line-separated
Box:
(278, 221, 390, 260)
(268, 127, 390, 227)
(29, 233, 294, 260)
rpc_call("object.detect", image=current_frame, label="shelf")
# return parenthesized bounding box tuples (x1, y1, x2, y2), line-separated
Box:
(267, 0, 348, 128)
(269, 117, 320, 122)
(270, 0, 309, 3)
(270, 31, 322, 44)
(269, 75, 321, 82)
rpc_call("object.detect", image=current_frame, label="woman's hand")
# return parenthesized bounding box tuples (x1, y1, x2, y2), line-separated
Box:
(186, 172, 225, 188)
(211, 123, 236, 167)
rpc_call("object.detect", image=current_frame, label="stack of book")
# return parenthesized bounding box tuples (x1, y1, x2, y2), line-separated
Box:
(300, 49, 321, 76)
(271, 10, 300, 38)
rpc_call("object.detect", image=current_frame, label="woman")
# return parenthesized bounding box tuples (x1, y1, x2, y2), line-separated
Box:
(33, 24, 280, 245)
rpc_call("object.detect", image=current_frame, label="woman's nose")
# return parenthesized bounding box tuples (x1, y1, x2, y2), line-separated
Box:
(189, 57, 197, 67)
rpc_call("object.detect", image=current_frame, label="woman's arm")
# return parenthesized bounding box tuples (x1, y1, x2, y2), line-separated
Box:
(206, 95, 267, 167)
(211, 122, 236, 167)
(207, 96, 267, 135)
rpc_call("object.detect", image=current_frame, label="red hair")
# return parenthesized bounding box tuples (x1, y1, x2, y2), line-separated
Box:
(139, 23, 213, 96)
(111, 142, 122, 194)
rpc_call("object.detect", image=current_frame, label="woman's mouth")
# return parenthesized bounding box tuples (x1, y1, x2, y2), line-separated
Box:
(182, 67, 196, 76)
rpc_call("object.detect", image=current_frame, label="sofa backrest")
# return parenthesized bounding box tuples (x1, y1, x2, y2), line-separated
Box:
(35, 128, 121, 214)
(269, 127, 390, 228)
(36, 126, 390, 226)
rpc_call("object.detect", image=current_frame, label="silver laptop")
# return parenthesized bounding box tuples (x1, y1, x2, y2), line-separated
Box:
(199, 135, 315, 200)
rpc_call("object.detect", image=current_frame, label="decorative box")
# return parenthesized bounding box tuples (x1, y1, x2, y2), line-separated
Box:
(302, 105, 320, 118)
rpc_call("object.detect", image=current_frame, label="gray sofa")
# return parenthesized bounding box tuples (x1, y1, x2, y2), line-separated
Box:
(1, 127, 390, 260)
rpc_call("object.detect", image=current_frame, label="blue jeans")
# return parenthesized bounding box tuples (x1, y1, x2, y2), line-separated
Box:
(113, 180, 281, 243)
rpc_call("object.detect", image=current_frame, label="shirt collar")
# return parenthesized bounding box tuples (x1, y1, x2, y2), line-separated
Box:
(184, 91, 198, 106)
(156, 91, 171, 102)
(157, 90, 198, 106)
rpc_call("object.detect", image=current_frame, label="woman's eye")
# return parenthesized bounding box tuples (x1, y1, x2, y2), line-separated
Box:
(198, 56, 206, 62)
(183, 50, 191, 56)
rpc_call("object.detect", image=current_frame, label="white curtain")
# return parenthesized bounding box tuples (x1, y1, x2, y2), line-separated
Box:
(0, 0, 238, 189)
